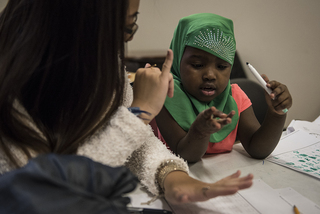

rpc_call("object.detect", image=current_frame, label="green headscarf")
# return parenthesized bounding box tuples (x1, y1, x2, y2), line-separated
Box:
(164, 13, 239, 143)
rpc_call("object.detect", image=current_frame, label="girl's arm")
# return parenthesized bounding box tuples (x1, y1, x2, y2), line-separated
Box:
(156, 106, 234, 163)
(237, 106, 286, 159)
(238, 76, 292, 159)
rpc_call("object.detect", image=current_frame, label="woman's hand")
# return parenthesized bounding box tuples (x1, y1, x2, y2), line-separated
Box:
(163, 170, 253, 204)
(262, 74, 292, 115)
(131, 50, 174, 124)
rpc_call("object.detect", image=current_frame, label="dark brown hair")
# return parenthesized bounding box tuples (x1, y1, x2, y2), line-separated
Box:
(0, 0, 127, 166)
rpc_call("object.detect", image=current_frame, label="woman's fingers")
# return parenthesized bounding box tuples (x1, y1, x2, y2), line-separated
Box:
(161, 49, 174, 97)
(161, 49, 173, 76)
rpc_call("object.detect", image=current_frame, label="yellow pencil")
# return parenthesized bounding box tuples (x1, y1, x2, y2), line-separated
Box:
(293, 205, 300, 214)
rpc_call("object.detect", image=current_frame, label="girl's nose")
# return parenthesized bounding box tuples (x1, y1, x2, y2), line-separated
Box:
(202, 68, 216, 81)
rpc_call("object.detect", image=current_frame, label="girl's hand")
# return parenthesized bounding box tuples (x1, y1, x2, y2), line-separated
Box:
(131, 50, 174, 123)
(191, 107, 235, 137)
(163, 170, 253, 204)
(262, 74, 292, 115)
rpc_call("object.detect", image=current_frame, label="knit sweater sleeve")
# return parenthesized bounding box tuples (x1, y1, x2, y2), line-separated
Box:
(125, 130, 189, 195)
(78, 78, 188, 196)
(77, 106, 153, 167)
(77, 106, 188, 195)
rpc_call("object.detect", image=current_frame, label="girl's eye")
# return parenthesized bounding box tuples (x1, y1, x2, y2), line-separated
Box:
(191, 63, 204, 69)
(217, 65, 228, 70)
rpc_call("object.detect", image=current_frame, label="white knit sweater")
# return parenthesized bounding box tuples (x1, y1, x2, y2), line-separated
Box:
(0, 78, 188, 195)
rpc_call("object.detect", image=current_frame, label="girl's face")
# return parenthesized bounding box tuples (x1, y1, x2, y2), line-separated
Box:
(180, 46, 232, 103)
(125, 0, 140, 42)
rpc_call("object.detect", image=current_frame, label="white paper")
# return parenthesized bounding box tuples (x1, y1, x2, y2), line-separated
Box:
(239, 179, 292, 214)
(286, 119, 296, 134)
(267, 130, 320, 179)
(313, 115, 320, 124)
(168, 180, 306, 214)
(286, 119, 320, 137)
(276, 187, 320, 214)
(169, 192, 259, 214)
(272, 130, 319, 156)
(128, 176, 320, 214)
(127, 187, 172, 211)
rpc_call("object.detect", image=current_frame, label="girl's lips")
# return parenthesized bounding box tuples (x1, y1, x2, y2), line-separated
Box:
(201, 89, 215, 96)
(200, 84, 216, 96)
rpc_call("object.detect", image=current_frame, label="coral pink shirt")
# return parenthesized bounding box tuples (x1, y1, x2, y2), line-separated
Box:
(150, 84, 252, 154)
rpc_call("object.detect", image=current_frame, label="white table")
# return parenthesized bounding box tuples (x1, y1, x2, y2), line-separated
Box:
(128, 144, 320, 212)
(190, 144, 320, 205)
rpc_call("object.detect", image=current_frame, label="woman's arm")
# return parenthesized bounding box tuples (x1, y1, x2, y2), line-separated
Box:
(124, 122, 253, 201)
(77, 106, 155, 166)
(125, 130, 189, 195)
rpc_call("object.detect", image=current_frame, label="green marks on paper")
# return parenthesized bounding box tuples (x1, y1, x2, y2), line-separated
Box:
(277, 147, 320, 178)
(306, 162, 314, 167)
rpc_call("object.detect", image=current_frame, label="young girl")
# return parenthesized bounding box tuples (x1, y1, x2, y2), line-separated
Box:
(0, 1, 253, 206)
(155, 13, 292, 163)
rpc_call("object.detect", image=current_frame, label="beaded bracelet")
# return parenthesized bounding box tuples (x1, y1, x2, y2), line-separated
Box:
(155, 159, 188, 194)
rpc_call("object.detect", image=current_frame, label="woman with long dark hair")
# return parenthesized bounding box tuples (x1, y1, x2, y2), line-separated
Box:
(0, 0, 253, 205)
